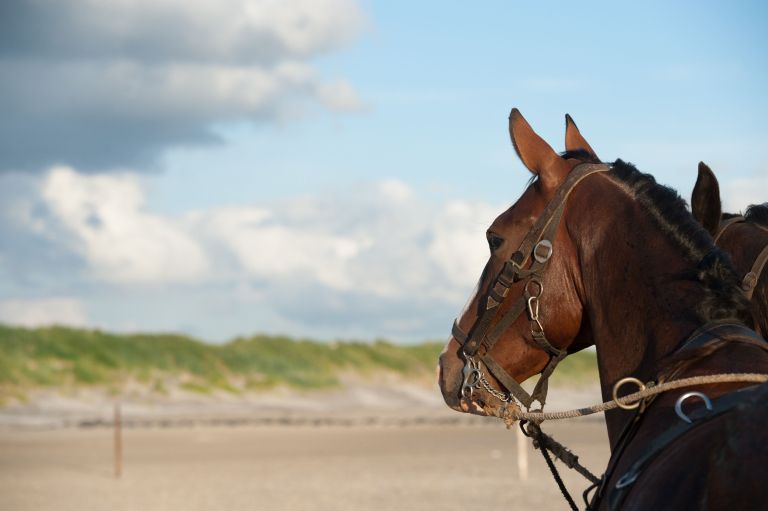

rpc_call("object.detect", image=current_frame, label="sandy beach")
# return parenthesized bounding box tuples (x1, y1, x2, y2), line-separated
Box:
(0, 418, 609, 511)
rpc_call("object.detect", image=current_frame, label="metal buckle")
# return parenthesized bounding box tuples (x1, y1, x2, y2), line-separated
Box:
(742, 271, 758, 292)
(674, 391, 713, 424)
(533, 239, 553, 263)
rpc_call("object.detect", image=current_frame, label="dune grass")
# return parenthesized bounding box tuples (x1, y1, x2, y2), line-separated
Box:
(0, 324, 598, 402)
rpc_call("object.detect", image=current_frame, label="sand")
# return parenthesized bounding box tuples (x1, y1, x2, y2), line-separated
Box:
(0, 419, 609, 511)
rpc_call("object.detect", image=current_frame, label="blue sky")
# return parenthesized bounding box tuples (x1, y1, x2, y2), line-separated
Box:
(0, 1, 766, 342)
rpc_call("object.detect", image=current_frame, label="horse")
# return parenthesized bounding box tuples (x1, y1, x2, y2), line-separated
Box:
(562, 119, 768, 336)
(437, 109, 768, 510)
(691, 162, 768, 335)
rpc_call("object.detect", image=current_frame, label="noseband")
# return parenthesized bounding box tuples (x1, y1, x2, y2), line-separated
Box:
(452, 162, 610, 409)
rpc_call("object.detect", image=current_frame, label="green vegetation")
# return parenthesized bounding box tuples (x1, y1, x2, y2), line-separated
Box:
(0, 324, 598, 401)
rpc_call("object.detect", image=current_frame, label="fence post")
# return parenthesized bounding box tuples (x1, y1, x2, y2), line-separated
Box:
(114, 401, 122, 479)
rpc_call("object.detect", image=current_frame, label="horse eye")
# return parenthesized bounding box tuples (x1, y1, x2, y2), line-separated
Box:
(487, 234, 504, 252)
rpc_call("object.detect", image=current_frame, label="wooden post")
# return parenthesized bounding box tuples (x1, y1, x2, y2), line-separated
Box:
(516, 424, 528, 481)
(114, 401, 122, 479)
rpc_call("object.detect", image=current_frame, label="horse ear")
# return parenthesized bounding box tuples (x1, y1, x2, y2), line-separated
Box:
(564, 114, 598, 160)
(691, 162, 722, 237)
(508, 108, 570, 191)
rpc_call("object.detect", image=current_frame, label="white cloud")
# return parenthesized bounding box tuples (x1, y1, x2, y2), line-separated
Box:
(201, 206, 367, 290)
(428, 200, 498, 293)
(199, 179, 496, 300)
(37, 166, 208, 284)
(6, 0, 365, 63)
(0, 298, 88, 328)
(0, 0, 367, 171)
(2, 169, 502, 339)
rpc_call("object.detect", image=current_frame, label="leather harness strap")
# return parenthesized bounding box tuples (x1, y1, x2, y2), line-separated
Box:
(712, 215, 745, 244)
(712, 215, 768, 301)
(743, 244, 768, 300)
(589, 321, 768, 510)
(607, 381, 768, 511)
(452, 162, 610, 408)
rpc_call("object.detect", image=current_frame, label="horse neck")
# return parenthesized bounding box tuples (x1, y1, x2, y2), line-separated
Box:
(719, 222, 768, 274)
(719, 222, 768, 334)
(565, 177, 706, 446)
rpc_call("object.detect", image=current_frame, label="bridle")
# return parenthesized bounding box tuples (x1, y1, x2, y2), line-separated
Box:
(451, 162, 610, 410)
(713, 216, 768, 301)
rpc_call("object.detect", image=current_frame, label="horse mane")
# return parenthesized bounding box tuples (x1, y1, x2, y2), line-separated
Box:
(607, 159, 750, 324)
(744, 203, 768, 227)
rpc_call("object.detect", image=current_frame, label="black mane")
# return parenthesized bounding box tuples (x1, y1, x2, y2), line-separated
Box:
(745, 203, 768, 227)
(608, 159, 750, 324)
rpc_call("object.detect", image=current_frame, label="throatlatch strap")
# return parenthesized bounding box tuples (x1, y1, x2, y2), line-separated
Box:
(712, 216, 744, 244)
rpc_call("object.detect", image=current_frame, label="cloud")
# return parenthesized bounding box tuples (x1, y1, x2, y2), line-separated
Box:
(0, 297, 88, 328)
(0, 167, 500, 340)
(32, 167, 209, 284)
(200, 206, 367, 290)
(0, 0, 366, 172)
(192, 179, 499, 337)
(0, 0, 364, 64)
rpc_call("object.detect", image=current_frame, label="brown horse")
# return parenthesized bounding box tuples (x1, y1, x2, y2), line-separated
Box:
(438, 109, 768, 509)
(691, 163, 768, 335)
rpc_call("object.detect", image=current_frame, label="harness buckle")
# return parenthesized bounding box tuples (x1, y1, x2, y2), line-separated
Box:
(533, 239, 554, 263)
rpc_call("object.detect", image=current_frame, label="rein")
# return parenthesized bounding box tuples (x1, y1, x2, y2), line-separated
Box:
(492, 321, 768, 511)
(452, 162, 610, 409)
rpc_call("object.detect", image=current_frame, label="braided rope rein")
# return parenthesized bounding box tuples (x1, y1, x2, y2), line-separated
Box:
(495, 372, 768, 425)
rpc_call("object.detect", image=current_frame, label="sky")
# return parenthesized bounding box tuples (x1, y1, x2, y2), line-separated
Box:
(0, 1, 766, 342)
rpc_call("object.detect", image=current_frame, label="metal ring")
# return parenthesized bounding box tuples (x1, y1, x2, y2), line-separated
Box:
(674, 391, 712, 424)
(612, 377, 646, 410)
(525, 278, 544, 299)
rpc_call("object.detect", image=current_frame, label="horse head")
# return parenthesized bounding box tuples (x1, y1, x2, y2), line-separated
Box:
(438, 110, 597, 416)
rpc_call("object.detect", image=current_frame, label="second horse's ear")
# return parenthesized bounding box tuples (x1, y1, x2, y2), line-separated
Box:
(564, 114, 598, 160)
(691, 162, 722, 237)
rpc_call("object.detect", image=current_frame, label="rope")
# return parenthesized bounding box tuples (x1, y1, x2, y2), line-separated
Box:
(523, 422, 579, 511)
(522, 420, 601, 484)
(497, 372, 768, 423)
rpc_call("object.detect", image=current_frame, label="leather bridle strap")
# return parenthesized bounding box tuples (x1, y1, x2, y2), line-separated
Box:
(452, 162, 610, 408)
(743, 243, 768, 301)
(712, 215, 767, 301)
(712, 215, 744, 244)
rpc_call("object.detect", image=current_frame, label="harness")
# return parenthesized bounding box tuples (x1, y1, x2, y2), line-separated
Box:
(713, 216, 768, 301)
(593, 321, 768, 510)
(452, 162, 610, 409)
